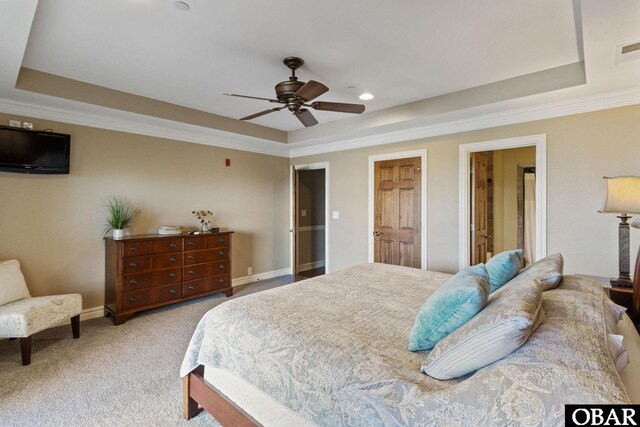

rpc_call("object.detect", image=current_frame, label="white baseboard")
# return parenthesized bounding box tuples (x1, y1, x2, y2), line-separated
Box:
(297, 261, 326, 272)
(232, 268, 292, 287)
(80, 306, 105, 321)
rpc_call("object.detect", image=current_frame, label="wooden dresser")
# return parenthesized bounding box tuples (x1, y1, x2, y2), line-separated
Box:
(104, 232, 233, 325)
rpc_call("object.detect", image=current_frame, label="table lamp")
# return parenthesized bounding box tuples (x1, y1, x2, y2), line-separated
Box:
(600, 176, 640, 287)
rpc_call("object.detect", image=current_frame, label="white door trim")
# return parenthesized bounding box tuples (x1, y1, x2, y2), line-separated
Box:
(290, 162, 330, 274)
(458, 134, 547, 269)
(368, 150, 428, 268)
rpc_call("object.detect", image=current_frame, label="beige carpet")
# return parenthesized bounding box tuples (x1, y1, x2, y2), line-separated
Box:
(0, 276, 292, 426)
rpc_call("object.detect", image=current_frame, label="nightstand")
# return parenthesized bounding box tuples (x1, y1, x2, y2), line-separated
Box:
(609, 286, 635, 323)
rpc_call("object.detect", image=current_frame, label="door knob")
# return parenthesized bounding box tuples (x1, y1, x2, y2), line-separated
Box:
(373, 231, 382, 236)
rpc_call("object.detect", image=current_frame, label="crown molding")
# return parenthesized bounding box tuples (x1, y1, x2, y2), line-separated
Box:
(0, 97, 290, 157)
(2, 85, 640, 160)
(288, 86, 640, 157)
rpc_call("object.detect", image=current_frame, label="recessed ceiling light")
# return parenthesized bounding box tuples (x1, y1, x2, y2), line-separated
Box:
(174, 1, 190, 11)
(359, 92, 374, 101)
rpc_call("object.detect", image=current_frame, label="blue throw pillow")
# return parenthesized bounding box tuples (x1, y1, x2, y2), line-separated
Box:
(486, 249, 523, 293)
(408, 264, 490, 352)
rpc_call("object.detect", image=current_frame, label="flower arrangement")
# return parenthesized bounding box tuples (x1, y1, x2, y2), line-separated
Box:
(192, 210, 214, 231)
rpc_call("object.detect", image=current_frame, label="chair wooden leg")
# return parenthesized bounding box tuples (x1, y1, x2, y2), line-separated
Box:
(71, 314, 80, 339)
(20, 336, 32, 366)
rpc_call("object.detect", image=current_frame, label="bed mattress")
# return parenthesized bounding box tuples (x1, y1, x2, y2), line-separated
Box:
(182, 264, 633, 426)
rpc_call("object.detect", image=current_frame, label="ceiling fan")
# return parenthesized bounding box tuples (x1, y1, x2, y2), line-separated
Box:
(224, 57, 366, 128)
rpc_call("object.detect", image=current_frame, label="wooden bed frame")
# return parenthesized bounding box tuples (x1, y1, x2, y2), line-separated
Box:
(183, 255, 640, 425)
(183, 365, 260, 426)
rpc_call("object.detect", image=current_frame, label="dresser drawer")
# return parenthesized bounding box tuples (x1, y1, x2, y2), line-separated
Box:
(123, 256, 152, 274)
(122, 268, 182, 291)
(183, 274, 230, 297)
(184, 237, 205, 251)
(122, 284, 181, 311)
(206, 234, 229, 248)
(152, 238, 181, 254)
(124, 241, 154, 257)
(184, 261, 229, 280)
(184, 250, 207, 265)
(185, 248, 228, 265)
(206, 247, 229, 262)
(152, 253, 182, 269)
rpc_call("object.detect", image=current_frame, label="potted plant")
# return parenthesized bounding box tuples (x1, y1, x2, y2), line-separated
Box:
(104, 196, 140, 239)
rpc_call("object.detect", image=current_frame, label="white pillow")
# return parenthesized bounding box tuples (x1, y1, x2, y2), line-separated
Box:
(607, 334, 629, 372)
(0, 260, 31, 306)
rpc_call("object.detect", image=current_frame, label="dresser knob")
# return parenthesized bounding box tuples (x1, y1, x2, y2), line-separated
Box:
(189, 270, 195, 275)
(188, 285, 195, 290)
(170, 257, 177, 263)
(129, 262, 137, 268)
(188, 255, 195, 260)
(130, 247, 137, 252)
(129, 297, 137, 304)
(169, 272, 177, 278)
(170, 289, 177, 294)
(219, 278, 224, 283)
(188, 241, 194, 247)
(219, 251, 225, 257)
(170, 243, 177, 249)
(129, 279, 138, 285)
(219, 265, 225, 270)
(218, 238, 224, 243)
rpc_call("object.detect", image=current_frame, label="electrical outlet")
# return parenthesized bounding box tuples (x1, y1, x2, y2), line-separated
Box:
(22, 122, 33, 130)
(301, 209, 307, 217)
(332, 210, 340, 219)
(9, 120, 20, 127)
(247, 267, 253, 276)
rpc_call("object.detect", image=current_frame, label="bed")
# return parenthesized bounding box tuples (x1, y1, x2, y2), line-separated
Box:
(181, 262, 640, 426)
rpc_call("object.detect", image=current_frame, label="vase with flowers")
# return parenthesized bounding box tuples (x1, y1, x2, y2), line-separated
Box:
(192, 210, 214, 232)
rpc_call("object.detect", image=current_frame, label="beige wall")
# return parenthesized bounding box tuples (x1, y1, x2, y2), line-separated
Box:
(492, 146, 536, 253)
(291, 104, 640, 277)
(0, 113, 290, 309)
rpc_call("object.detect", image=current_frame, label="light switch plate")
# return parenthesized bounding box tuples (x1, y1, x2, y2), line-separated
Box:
(9, 120, 20, 127)
(301, 209, 307, 217)
(332, 210, 340, 219)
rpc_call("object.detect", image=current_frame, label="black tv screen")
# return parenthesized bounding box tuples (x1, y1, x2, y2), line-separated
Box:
(0, 125, 70, 174)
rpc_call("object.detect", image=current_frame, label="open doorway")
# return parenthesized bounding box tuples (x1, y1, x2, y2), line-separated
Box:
(459, 134, 547, 269)
(470, 147, 536, 266)
(292, 165, 328, 281)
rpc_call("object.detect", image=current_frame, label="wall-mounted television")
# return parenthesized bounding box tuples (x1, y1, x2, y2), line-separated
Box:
(0, 125, 70, 174)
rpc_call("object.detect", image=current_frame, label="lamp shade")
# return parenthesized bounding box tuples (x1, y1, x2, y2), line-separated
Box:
(600, 176, 640, 214)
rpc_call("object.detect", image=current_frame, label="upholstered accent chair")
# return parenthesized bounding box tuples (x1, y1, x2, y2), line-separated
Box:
(0, 260, 82, 365)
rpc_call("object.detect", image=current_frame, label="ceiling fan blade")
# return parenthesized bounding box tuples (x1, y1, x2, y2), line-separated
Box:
(224, 93, 280, 103)
(240, 107, 285, 121)
(294, 80, 329, 102)
(294, 109, 318, 127)
(311, 101, 365, 114)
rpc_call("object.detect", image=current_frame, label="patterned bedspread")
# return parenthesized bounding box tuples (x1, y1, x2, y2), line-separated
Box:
(181, 264, 629, 426)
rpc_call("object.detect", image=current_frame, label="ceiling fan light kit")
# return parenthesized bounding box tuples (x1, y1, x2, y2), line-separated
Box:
(224, 57, 366, 127)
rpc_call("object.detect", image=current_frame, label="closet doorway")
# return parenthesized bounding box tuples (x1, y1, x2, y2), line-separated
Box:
(291, 163, 329, 281)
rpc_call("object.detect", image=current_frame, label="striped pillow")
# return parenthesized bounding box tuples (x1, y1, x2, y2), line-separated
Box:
(421, 277, 544, 380)
(516, 253, 563, 291)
